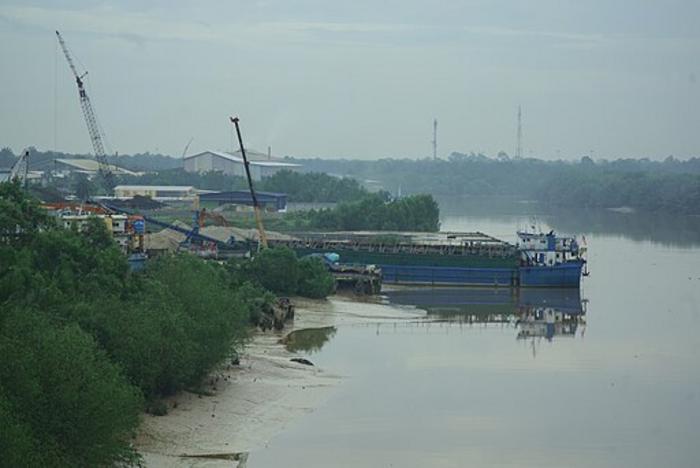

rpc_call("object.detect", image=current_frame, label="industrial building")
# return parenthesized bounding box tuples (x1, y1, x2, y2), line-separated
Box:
(54, 158, 140, 177)
(183, 150, 301, 180)
(113, 185, 199, 201)
(198, 190, 288, 212)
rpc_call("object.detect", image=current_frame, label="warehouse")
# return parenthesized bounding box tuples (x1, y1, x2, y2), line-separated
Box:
(183, 150, 301, 180)
(53, 158, 140, 177)
(113, 185, 198, 201)
(198, 190, 288, 212)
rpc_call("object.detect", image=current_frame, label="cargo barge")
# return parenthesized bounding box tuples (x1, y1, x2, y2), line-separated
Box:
(269, 230, 587, 288)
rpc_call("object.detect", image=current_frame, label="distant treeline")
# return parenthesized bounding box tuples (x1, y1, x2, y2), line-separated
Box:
(5, 146, 700, 213)
(0, 181, 333, 466)
(293, 153, 700, 214)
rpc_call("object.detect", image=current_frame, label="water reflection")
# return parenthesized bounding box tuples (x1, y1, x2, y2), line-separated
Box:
(384, 287, 587, 344)
(549, 207, 700, 248)
(282, 326, 337, 354)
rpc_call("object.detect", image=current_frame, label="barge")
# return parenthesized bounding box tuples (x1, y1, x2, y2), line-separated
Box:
(268, 230, 587, 288)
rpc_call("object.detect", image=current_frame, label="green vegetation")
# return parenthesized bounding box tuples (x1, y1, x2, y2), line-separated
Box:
(4, 146, 700, 214)
(258, 170, 366, 202)
(536, 170, 700, 213)
(304, 193, 440, 232)
(213, 193, 440, 232)
(296, 154, 700, 214)
(229, 247, 335, 299)
(120, 168, 248, 192)
(0, 180, 336, 465)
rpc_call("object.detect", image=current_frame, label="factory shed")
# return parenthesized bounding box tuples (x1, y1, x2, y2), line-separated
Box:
(183, 150, 301, 180)
(198, 190, 288, 212)
(54, 158, 139, 176)
(113, 185, 198, 201)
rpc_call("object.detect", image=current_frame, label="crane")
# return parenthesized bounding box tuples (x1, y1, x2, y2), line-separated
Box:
(55, 30, 115, 194)
(9, 150, 29, 188)
(229, 116, 268, 249)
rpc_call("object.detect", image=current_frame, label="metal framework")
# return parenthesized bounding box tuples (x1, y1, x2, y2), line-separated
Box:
(230, 116, 268, 248)
(9, 150, 29, 188)
(516, 105, 522, 159)
(55, 30, 115, 193)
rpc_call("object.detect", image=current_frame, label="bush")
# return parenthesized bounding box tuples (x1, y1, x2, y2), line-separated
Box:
(231, 247, 335, 299)
(302, 193, 440, 232)
(297, 257, 335, 298)
(238, 247, 300, 295)
(0, 183, 258, 465)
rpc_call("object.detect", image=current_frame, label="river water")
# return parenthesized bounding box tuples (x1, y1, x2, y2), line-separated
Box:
(249, 201, 700, 468)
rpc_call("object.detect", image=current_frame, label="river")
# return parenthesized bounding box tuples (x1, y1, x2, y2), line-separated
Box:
(247, 201, 700, 468)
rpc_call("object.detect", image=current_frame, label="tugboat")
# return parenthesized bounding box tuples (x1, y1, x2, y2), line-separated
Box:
(516, 231, 588, 288)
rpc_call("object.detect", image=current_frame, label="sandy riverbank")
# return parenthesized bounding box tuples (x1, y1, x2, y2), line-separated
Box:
(136, 295, 425, 467)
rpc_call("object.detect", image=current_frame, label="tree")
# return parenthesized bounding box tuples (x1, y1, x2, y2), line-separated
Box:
(0, 310, 143, 466)
(0, 180, 53, 246)
(297, 257, 335, 298)
(239, 247, 300, 295)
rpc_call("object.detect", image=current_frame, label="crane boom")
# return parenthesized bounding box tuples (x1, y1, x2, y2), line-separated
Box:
(229, 116, 268, 249)
(55, 30, 115, 193)
(9, 150, 29, 188)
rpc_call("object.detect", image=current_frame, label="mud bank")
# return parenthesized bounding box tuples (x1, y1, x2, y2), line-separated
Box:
(136, 295, 424, 467)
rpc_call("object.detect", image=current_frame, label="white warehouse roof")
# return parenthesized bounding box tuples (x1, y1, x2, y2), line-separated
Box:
(184, 150, 301, 168)
(55, 158, 140, 175)
(114, 185, 195, 192)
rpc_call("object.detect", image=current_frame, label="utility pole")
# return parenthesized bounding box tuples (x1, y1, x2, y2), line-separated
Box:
(516, 105, 522, 159)
(432, 118, 438, 160)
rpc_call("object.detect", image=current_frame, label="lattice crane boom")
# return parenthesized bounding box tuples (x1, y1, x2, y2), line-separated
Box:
(55, 30, 115, 193)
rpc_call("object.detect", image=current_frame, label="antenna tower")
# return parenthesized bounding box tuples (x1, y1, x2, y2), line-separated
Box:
(516, 105, 522, 159)
(432, 118, 438, 159)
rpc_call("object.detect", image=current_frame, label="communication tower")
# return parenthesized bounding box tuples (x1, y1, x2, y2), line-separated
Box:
(432, 118, 438, 159)
(516, 105, 522, 159)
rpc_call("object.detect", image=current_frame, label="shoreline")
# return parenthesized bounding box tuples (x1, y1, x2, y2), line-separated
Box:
(136, 295, 425, 467)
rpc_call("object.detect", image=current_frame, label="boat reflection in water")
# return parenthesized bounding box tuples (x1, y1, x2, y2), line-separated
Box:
(384, 287, 587, 342)
(515, 289, 586, 341)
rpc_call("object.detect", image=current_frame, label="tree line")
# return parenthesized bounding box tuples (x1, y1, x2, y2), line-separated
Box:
(0, 180, 333, 465)
(294, 154, 700, 214)
(5, 146, 699, 214)
(256, 193, 441, 232)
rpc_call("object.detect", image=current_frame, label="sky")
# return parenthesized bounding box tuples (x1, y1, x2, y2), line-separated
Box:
(0, 0, 698, 160)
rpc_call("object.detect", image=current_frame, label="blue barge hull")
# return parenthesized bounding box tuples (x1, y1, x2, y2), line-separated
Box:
(379, 260, 584, 288)
(518, 261, 584, 287)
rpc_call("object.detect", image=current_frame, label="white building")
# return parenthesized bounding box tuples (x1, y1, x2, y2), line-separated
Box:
(60, 214, 131, 251)
(54, 158, 140, 177)
(183, 150, 301, 180)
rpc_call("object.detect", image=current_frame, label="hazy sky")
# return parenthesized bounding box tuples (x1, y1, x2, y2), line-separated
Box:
(1, 1, 698, 160)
